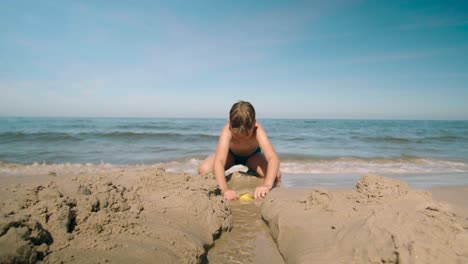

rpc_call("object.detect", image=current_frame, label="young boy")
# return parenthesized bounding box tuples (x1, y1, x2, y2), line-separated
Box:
(198, 101, 281, 201)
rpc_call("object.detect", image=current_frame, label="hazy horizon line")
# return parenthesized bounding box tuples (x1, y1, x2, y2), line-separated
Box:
(1, 115, 467, 122)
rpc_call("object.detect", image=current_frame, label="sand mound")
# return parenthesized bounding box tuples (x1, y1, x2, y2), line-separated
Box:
(0, 215, 52, 263)
(226, 171, 265, 193)
(262, 175, 468, 264)
(351, 175, 410, 203)
(0, 165, 232, 263)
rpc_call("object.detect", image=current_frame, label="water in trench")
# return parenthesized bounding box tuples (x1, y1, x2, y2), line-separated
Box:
(207, 198, 285, 264)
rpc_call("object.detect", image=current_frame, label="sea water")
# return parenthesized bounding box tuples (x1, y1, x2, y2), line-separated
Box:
(1, 117, 467, 188)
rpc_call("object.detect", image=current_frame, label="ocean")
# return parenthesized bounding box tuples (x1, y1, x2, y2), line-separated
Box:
(1, 117, 467, 188)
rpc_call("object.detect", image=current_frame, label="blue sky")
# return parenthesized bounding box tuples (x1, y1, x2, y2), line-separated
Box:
(1, 0, 467, 119)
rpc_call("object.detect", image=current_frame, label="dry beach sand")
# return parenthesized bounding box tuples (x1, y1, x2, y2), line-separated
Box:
(0, 163, 231, 263)
(0, 163, 467, 263)
(262, 176, 468, 263)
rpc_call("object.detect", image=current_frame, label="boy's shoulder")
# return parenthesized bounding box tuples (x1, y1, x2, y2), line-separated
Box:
(255, 121, 265, 131)
(221, 123, 231, 135)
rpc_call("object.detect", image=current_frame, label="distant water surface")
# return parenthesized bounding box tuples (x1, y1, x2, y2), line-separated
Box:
(1, 117, 467, 188)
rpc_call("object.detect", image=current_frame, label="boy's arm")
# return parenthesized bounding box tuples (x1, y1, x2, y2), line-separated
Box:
(256, 124, 280, 190)
(214, 124, 237, 199)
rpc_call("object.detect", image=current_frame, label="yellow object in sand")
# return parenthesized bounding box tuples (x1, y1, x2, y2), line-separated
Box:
(240, 193, 254, 201)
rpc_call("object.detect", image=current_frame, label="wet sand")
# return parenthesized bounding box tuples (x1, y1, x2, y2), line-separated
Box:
(207, 173, 284, 264)
(430, 185, 468, 210)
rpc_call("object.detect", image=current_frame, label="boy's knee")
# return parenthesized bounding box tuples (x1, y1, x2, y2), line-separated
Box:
(198, 165, 204, 175)
(198, 164, 211, 175)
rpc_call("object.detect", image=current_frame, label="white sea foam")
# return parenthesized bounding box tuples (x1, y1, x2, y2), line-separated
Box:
(155, 157, 468, 175)
(156, 158, 202, 175)
(1, 157, 467, 178)
(280, 158, 468, 174)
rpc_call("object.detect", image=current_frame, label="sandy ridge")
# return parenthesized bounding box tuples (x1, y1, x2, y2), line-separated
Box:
(0, 164, 231, 263)
(261, 175, 468, 263)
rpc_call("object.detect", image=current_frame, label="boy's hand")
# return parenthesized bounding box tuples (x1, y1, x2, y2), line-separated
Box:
(254, 184, 272, 199)
(223, 189, 238, 201)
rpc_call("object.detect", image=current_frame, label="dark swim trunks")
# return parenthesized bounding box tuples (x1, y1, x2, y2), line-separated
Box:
(229, 147, 262, 166)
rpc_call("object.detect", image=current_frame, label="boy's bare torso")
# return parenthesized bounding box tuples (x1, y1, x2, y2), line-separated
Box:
(228, 124, 260, 156)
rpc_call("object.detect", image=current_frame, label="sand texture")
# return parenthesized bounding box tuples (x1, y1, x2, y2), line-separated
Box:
(0, 164, 231, 263)
(1, 163, 468, 264)
(207, 172, 285, 264)
(261, 175, 468, 264)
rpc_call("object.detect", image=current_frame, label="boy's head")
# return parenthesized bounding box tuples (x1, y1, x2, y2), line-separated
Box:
(229, 101, 256, 136)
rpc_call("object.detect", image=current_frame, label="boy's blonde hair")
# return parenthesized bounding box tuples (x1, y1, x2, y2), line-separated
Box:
(229, 101, 256, 135)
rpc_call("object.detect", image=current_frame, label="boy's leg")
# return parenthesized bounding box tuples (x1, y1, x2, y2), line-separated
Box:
(198, 154, 215, 174)
(246, 153, 282, 182)
(198, 153, 236, 175)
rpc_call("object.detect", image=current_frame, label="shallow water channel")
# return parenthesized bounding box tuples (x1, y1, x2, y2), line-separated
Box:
(207, 199, 285, 264)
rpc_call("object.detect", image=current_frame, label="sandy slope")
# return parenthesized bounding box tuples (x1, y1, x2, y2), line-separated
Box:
(0, 164, 231, 263)
(261, 175, 468, 263)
